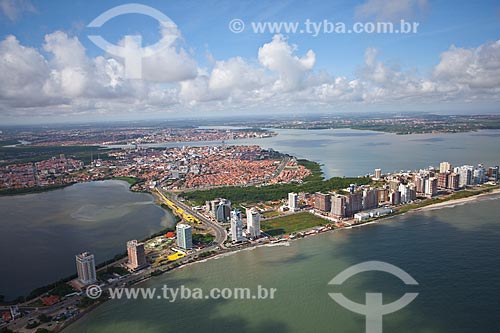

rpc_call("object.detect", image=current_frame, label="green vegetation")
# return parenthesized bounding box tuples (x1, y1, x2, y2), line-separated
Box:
(0, 183, 73, 196)
(50, 283, 76, 297)
(261, 212, 328, 236)
(0, 328, 15, 333)
(397, 186, 500, 214)
(35, 329, 53, 333)
(26, 276, 77, 301)
(192, 233, 215, 244)
(0, 145, 114, 166)
(77, 296, 101, 308)
(181, 159, 370, 205)
(97, 265, 129, 280)
(112, 176, 141, 187)
(262, 211, 283, 218)
(199, 250, 217, 258)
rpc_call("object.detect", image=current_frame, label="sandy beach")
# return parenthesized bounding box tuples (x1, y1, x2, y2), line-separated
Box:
(414, 187, 500, 212)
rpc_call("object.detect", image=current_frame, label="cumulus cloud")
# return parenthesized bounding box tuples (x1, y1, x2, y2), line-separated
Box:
(1, 30, 500, 120)
(434, 41, 500, 89)
(258, 35, 315, 91)
(117, 27, 198, 82)
(355, 0, 429, 21)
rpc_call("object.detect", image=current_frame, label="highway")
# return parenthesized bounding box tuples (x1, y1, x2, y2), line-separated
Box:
(157, 188, 227, 246)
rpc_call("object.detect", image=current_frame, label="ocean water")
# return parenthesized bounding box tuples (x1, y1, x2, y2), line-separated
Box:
(64, 194, 500, 333)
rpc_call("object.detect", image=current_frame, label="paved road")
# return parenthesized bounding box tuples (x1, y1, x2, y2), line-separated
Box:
(160, 189, 227, 246)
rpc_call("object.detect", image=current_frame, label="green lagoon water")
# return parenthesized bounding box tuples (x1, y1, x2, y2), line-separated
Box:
(0, 180, 175, 299)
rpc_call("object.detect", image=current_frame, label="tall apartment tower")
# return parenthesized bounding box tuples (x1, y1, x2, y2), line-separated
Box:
(439, 162, 452, 173)
(314, 192, 331, 212)
(362, 188, 379, 210)
(176, 224, 193, 249)
(215, 199, 231, 223)
(231, 210, 245, 242)
(374, 168, 382, 180)
(246, 207, 261, 238)
(425, 177, 438, 197)
(75, 252, 97, 285)
(331, 195, 347, 218)
(126, 240, 147, 271)
(288, 192, 298, 212)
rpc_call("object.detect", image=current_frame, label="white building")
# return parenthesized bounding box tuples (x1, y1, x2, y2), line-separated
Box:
(457, 165, 474, 187)
(399, 184, 411, 203)
(246, 207, 261, 238)
(439, 162, 452, 173)
(176, 224, 193, 249)
(374, 168, 382, 180)
(231, 210, 245, 242)
(473, 164, 485, 185)
(76, 252, 97, 285)
(288, 192, 298, 212)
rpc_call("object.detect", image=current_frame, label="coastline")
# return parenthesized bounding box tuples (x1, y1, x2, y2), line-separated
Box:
(27, 184, 500, 333)
(413, 187, 500, 212)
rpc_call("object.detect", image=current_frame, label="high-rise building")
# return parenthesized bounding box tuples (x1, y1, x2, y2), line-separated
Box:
(331, 195, 347, 217)
(126, 240, 147, 271)
(246, 207, 261, 238)
(346, 192, 363, 216)
(457, 165, 473, 187)
(447, 173, 460, 190)
(176, 224, 193, 249)
(439, 162, 452, 173)
(76, 252, 97, 285)
(215, 199, 231, 223)
(399, 184, 412, 203)
(288, 192, 298, 212)
(378, 188, 389, 203)
(473, 164, 485, 185)
(231, 210, 244, 242)
(362, 188, 378, 210)
(487, 166, 499, 181)
(414, 174, 427, 194)
(425, 177, 438, 197)
(389, 190, 401, 205)
(206, 199, 220, 216)
(374, 168, 382, 180)
(314, 192, 331, 212)
(438, 173, 449, 189)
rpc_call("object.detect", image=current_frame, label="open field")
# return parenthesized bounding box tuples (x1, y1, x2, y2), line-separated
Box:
(261, 212, 328, 236)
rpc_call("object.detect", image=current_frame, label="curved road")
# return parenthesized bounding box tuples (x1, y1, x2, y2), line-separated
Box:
(159, 189, 227, 246)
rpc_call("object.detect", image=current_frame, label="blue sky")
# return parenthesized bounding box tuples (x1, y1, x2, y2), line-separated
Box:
(1, 0, 500, 123)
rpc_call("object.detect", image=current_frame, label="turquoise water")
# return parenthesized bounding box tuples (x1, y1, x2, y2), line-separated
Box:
(0, 180, 175, 300)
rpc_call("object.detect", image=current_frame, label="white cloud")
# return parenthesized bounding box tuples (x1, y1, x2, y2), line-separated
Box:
(258, 34, 315, 92)
(434, 41, 500, 89)
(355, 0, 428, 21)
(0, 0, 34, 21)
(1, 30, 500, 121)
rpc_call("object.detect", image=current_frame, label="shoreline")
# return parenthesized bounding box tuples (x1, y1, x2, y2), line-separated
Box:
(413, 187, 500, 212)
(10, 184, 500, 332)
